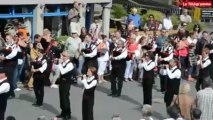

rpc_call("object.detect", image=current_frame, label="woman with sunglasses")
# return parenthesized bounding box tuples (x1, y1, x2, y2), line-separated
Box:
(139, 51, 155, 105)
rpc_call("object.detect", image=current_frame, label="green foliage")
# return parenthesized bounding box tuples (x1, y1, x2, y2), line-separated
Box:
(111, 4, 128, 19)
(55, 35, 69, 44)
(171, 14, 180, 30)
(186, 22, 206, 32)
(142, 9, 164, 23)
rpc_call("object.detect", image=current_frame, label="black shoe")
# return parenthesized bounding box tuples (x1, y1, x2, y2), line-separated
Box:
(32, 103, 43, 107)
(56, 114, 65, 118)
(108, 93, 115, 96)
(63, 115, 71, 120)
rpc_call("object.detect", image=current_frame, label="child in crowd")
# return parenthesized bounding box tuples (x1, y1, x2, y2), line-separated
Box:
(188, 43, 197, 81)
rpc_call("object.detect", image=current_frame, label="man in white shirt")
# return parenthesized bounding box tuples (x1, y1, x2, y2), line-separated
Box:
(180, 9, 192, 25)
(196, 78, 213, 120)
(163, 11, 173, 30)
(56, 51, 74, 119)
(0, 72, 10, 120)
(90, 17, 102, 40)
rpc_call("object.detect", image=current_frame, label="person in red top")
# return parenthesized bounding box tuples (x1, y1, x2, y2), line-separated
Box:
(177, 34, 189, 79)
(124, 34, 140, 82)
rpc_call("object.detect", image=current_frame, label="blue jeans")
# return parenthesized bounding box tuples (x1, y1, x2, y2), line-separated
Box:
(188, 64, 196, 76)
(14, 57, 26, 89)
(12, 63, 19, 89)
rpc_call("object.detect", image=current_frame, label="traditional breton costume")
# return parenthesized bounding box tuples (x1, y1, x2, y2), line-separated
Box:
(57, 59, 74, 119)
(79, 76, 97, 120)
(205, 40, 213, 80)
(110, 46, 127, 96)
(141, 36, 157, 52)
(141, 59, 155, 105)
(124, 41, 140, 81)
(164, 66, 181, 107)
(0, 76, 10, 120)
(31, 56, 47, 106)
(97, 41, 109, 76)
(0, 42, 18, 97)
(82, 42, 98, 74)
(196, 56, 211, 91)
(159, 44, 173, 92)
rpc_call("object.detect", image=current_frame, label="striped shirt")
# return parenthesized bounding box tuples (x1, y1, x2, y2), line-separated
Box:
(189, 49, 197, 65)
(196, 88, 213, 120)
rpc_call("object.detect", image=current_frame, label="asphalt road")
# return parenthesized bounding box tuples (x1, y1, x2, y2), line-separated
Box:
(5, 77, 197, 120)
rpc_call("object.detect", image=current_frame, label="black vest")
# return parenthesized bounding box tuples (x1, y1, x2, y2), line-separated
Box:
(199, 58, 210, 78)
(82, 43, 97, 61)
(83, 78, 96, 98)
(206, 43, 213, 61)
(60, 60, 73, 83)
(0, 44, 18, 62)
(32, 57, 46, 77)
(166, 68, 180, 93)
(0, 80, 9, 109)
(143, 61, 154, 79)
(160, 46, 173, 64)
(111, 48, 126, 68)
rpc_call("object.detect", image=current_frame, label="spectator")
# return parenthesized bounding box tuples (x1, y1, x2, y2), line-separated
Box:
(206, 32, 213, 80)
(188, 43, 197, 81)
(34, 34, 42, 43)
(126, 8, 141, 29)
(187, 32, 197, 45)
(79, 27, 87, 41)
(191, 108, 202, 120)
(90, 17, 102, 40)
(135, 29, 142, 43)
(0, 33, 5, 50)
(115, 31, 126, 43)
(68, 1, 81, 35)
(140, 104, 154, 120)
(193, 24, 202, 39)
(163, 11, 173, 30)
(195, 31, 209, 55)
(196, 78, 213, 120)
(127, 19, 135, 33)
(40, 29, 51, 51)
(144, 14, 160, 31)
(180, 9, 192, 25)
(156, 29, 168, 54)
(172, 83, 194, 120)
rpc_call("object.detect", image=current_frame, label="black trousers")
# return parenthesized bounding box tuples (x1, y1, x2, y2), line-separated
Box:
(59, 81, 71, 116)
(111, 64, 126, 95)
(142, 77, 153, 105)
(159, 75, 167, 92)
(82, 95, 94, 120)
(209, 62, 213, 80)
(4, 62, 16, 97)
(82, 59, 98, 74)
(196, 77, 207, 91)
(164, 91, 174, 107)
(33, 76, 44, 105)
(0, 99, 7, 120)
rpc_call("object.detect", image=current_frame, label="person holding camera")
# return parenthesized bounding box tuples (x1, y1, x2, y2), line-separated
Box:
(68, 1, 81, 36)
(56, 51, 74, 120)
(78, 67, 97, 120)
(31, 49, 47, 107)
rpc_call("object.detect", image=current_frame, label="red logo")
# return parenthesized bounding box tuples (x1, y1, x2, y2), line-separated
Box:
(182, 0, 212, 7)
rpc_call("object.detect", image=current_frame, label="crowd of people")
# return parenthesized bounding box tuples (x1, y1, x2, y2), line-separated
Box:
(0, 1, 213, 120)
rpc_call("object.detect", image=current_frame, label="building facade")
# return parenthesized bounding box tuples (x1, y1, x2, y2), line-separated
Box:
(0, 0, 112, 40)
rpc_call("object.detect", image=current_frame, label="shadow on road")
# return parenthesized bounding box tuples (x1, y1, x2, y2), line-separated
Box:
(18, 94, 59, 115)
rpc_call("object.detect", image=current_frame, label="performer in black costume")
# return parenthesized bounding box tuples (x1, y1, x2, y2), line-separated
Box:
(82, 35, 98, 74)
(56, 51, 74, 120)
(196, 48, 211, 91)
(79, 67, 97, 120)
(108, 40, 127, 97)
(0, 71, 10, 120)
(141, 51, 155, 105)
(158, 40, 173, 92)
(0, 34, 18, 98)
(31, 49, 47, 107)
(164, 58, 181, 107)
